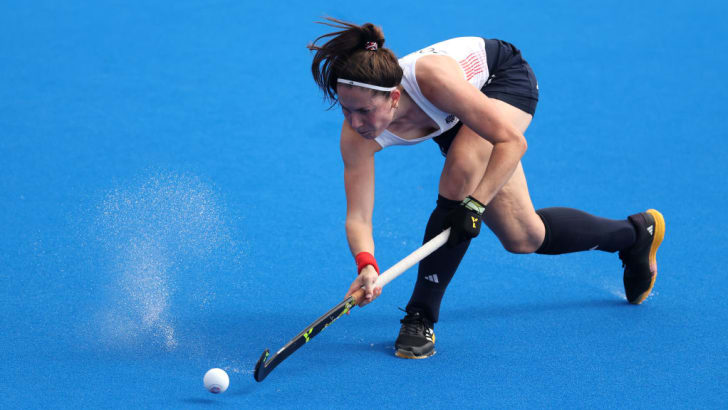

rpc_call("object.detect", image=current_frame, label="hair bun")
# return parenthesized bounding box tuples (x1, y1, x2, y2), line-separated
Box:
(361, 23, 385, 48)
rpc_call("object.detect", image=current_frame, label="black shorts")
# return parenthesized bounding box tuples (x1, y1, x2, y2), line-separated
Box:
(433, 38, 539, 156)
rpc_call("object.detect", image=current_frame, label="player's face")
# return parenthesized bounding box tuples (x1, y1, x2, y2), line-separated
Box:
(337, 86, 397, 139)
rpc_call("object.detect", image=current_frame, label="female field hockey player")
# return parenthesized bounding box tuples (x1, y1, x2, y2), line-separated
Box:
(308, 18, 665, 359)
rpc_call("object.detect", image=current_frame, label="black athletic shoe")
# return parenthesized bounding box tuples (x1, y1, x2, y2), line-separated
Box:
(395, 311, 435, 359)
(619, 209, 665, 304)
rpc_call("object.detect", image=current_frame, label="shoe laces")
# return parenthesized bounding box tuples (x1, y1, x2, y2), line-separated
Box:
(400, 312, 428, 336)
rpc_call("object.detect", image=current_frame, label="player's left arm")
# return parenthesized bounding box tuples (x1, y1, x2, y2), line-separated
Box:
(417, 56, 527, 205)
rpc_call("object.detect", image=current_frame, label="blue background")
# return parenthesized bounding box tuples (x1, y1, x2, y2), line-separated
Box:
(2, 0, 727, 408)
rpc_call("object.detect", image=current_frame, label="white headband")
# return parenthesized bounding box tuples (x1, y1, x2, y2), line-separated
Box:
(337, 78, 398, 92)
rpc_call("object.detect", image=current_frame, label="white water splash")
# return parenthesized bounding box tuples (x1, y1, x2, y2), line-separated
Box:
(93, 172, 234, 352)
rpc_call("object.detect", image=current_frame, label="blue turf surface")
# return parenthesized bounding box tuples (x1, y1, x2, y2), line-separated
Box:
(2, 1, 728, 408)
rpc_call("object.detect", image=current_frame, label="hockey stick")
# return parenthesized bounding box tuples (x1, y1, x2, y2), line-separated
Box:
(253, 228, 450, 382)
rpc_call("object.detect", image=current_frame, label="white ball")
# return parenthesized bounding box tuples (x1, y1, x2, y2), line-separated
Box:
(203, 368, 229, 394)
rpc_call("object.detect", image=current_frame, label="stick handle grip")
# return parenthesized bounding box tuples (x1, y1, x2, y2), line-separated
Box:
(350, 229, 449, 305)
(375, 228, 450, 288)
(350, 287, 365, 305)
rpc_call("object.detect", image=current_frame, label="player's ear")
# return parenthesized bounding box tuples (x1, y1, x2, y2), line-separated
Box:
(390, 88, 401, 108)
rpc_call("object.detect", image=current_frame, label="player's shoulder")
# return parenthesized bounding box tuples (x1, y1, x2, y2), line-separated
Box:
(412, 36, 481, 85)
(415, 54, 459, 78)
(415, 54, 464, 97)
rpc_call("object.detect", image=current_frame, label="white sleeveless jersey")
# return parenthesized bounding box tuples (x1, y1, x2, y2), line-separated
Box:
(374, 37, 489, 149)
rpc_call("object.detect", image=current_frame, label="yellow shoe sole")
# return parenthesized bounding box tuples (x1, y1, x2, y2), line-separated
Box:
(395, 349, 436, 359)
(630, 209, 665, 304)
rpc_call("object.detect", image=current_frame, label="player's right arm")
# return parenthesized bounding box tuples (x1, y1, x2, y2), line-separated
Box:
(340, 120, 383, 306)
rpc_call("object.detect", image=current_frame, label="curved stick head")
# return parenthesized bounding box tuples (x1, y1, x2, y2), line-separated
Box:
(253, 349, 270, 382)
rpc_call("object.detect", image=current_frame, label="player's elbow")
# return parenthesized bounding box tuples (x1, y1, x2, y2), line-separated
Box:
(517, 134, 528, 156)
(503, 126, 527, 157)
(345, 217, 372, 233)
(498, 128, 527, 158)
